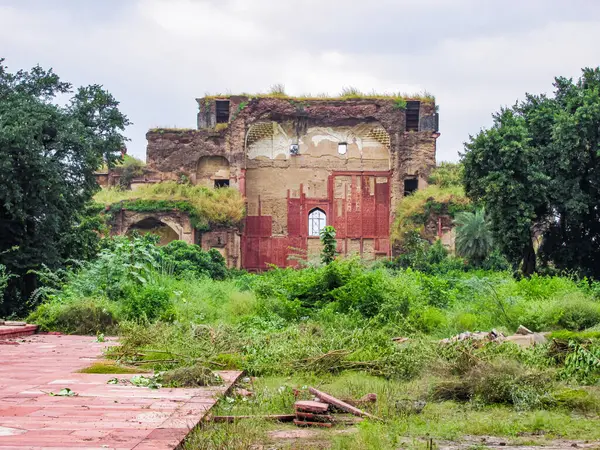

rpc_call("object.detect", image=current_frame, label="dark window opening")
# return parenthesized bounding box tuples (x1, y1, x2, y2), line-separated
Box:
(405, 101, 420, 132)
(214, 179, 230, 188)
(404, 178, 418, 196)
(215, 100, 230, 124)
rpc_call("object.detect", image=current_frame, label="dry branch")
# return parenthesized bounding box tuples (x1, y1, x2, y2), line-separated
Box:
(308, 387, 382, 421)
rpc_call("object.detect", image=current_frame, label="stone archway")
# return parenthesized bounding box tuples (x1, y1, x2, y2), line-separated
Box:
(119, 211, 195, 244)
(126, 217, 180, 245)
(197, 156, 230, 187)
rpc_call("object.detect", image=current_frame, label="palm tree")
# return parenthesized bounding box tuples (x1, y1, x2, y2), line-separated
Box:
(454, 208, 493, 264)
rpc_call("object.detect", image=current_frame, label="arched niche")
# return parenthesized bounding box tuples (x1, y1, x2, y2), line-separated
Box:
(197, 155, 230, 187)
(126, 217, 180, 246)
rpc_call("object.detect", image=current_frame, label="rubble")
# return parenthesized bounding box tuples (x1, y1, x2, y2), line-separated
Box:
(439, 327, 548, 348)
(439, 329, 504, 345)
(516, 325, 534, 335)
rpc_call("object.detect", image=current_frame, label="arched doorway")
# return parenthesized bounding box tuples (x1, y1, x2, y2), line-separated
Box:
(127, 217, 180, 245)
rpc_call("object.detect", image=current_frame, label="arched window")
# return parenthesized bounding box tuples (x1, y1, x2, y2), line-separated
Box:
(308, 208, 326, 237)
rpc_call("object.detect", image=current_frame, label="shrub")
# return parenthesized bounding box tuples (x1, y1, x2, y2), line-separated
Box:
(332, 269, 408, 318)
(432, 360, 554, 410)
(410, 306, 447, 333)
(28, 299, 118, 335)
(162, 241, 228, 280)
(161, 365, 223, 387)
(121, 284, 174, 322)
(452, 312, 479, 332)
(555, 300, 600, 331)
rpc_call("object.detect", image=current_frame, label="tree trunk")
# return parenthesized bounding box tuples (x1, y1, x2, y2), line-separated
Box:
(521, 239, 536, 277)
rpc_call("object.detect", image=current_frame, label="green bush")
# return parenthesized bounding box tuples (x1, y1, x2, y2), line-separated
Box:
(121, 283, 174, 322)
(432, 360, 554, 410)
(162, 241, 228, 280)
(28, 299, 118, 335)
(555, 300, 600, 331)
(332, 269, 407, 318)
(410, 306, 447, 333)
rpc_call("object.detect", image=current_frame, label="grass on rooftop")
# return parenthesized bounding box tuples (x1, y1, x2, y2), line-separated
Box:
(94, 182, 245, 228)
(203, 85, 436, 104)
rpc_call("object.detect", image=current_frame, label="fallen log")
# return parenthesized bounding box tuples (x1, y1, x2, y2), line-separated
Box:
(210, 414, 295, 423)
(308, 387, 382, 421)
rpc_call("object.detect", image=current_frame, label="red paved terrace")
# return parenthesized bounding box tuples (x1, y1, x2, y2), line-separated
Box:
(0, 334, 241, 449)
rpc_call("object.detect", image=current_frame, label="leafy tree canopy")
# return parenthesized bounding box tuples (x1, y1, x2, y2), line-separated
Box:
(463, 67, 600, 277)
(0, 59, 130, 315)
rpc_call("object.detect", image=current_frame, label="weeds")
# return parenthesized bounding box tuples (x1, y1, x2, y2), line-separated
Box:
(25, 234, 600, 448)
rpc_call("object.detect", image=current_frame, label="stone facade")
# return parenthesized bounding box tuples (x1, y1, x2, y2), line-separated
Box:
(126, 95, 438, 269)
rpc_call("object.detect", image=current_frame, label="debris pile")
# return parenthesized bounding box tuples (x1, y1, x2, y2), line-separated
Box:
(294, 400, 333, 428)
(438, 325, 547, 348)
(209, 385, 380, 427)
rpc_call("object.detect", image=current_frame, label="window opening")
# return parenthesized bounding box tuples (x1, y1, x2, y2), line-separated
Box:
(308, 208, 326, 237)
(405, 101, 420, 132)
(338, 142, 347, 155)
(215, 100, 230, 124)
(214, 179, 230, 188)
(404, 178, 418, 196)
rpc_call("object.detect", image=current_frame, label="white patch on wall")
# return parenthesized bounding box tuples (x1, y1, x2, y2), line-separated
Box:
(246, 122, 291, 160)
(309, 127, 362, 151)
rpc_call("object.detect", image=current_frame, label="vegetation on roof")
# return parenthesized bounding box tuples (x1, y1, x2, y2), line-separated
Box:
(94, 182, 245, 230)
(203, 84, 436, 104)
(391, 163, 471, 245)
(148, 127, 196, 133)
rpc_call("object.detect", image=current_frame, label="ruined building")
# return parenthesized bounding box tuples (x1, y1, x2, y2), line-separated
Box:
(105, 94, 439, 270)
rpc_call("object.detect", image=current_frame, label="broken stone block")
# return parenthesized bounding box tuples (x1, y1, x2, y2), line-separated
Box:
(4, 321, 26, 327)
(516, 325, 534, 335)
(294, 400, 329, 413)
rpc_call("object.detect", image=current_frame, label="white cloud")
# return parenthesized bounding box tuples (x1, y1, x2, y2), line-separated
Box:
(1, 0, 599, 162)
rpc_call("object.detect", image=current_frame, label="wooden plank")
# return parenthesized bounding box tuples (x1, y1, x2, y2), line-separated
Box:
(308, 387, 382, 421)
(293, 419, 333, 428)
(295, 411, 334, 422)
(294, 400, 329, 413)
(210, 414, 295, 423)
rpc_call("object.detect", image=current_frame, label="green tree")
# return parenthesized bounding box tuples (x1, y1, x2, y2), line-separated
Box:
(0, 60, 130, 315)
(320, 226, 337, 265)
(454, 208, 493, 265)
(463, 68, 600, 277)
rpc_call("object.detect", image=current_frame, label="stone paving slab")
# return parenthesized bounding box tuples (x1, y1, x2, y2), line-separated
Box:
(0, 325, 38, 340)
(0, 334, 241, 449)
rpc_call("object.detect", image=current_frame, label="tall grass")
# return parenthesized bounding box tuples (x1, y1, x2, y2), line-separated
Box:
(94, 182, 245, 225)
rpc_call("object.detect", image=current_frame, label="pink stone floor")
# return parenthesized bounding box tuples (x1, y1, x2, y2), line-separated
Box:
(0, 334, 241, 449)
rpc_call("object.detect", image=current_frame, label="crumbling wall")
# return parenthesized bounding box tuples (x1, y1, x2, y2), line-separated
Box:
(199, 228, 241, 269)
(144, 96, 439, 269)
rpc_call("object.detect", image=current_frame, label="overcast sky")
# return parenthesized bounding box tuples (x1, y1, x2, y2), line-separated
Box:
(1, 0, 600, 162)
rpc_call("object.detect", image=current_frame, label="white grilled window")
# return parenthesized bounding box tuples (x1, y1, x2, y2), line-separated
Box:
(308, 209, 326, 237)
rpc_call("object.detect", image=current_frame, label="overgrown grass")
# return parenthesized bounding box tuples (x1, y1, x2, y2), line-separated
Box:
(27, 235, 600, 447)
(94, 182, 245, 227)
(78, 362, 147, 374)
(185, 372, 600, 449)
